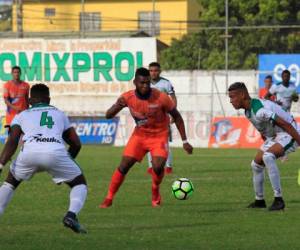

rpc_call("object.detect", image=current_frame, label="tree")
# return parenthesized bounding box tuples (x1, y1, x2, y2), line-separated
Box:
(161, 0, 300, 70)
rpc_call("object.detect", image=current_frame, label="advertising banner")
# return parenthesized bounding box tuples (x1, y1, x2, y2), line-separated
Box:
(258, 54, 300, 91)
(209, 116, 300, 149)
(209, 117, 264, 148)
(0, 38, 157, 84)
(70, 116, 119, 145)
(0, 116, 119, 145)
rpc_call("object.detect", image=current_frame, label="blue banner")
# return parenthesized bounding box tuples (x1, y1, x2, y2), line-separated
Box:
(0, 117, 8, 144)
(258, 54, 300, 91)
(70, 117, 119, 145)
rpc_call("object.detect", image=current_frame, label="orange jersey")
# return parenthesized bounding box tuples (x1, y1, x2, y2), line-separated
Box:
(121, 88, 175, 135)
(3, 80, 30, 125)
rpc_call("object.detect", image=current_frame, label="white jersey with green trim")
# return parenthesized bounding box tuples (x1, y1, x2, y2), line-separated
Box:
(11, 103, 71, 151)
(245, 98, 296, 138)
(269, 81, 297, 112)
(151, 77, 175, 95)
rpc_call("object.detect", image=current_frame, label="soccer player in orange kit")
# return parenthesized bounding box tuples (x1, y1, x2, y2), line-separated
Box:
(3, 66, 29, 131)
(99, 67, 193, 208)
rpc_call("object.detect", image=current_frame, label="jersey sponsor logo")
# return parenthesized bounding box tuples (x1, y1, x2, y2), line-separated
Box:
(148, 104, 159, 108)
(27, 133, 62, 144)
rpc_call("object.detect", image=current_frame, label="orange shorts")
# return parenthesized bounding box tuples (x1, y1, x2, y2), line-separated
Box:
(123, 131, 169, 162)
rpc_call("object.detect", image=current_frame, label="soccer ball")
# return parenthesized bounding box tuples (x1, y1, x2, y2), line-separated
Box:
(172, 178, 194, 200)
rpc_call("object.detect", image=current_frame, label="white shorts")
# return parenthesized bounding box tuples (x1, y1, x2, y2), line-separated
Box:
(10, 149, 82, 184)
(260, 132, 298, 156)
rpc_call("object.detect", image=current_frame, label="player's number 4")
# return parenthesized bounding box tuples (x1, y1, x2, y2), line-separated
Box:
(40, 111, 55, 129)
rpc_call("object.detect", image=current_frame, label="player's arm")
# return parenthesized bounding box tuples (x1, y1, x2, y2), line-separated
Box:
(170, 93, 177, 108)
(25, 86, 29, 108)
(291, 92, 299, 102)
(264, 92, 273, 100)
(274, 116, 300, 145)
(106, 96, 126, 119)
(4, 97, 22, 112)
(0, 125, 22, 171)
(63, 127, 81, 159)
(169, 108, 193, 154)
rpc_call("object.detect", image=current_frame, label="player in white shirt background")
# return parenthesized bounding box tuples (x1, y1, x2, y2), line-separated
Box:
(228, 82, 300, 211)
(265, 69, 299, 162)
(147, 62, 177, 174)
(0, 84, 88, 234)
(265, 69, 299, 112)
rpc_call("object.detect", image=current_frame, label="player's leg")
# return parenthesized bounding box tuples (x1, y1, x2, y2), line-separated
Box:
(46, 151, 87, 233)
(100, 156, 137, 208)
(247, 150, 266, 208)
(147, 152, 153, 174)
(165, 127, 173, 174)
(100, 132, 145, 208)
(0, 151, 38, 215)
(63, 174, 88, 234)
(149, 133, 169, 207)
(0, 171, 21, 215)
(151, 156, 167, 207)
(263, 143, 285, 211)
(165, 143, 173, 174)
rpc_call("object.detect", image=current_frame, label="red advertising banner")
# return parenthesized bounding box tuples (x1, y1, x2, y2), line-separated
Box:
(209, 117, 263, 148)
(209, 117, 300, 148)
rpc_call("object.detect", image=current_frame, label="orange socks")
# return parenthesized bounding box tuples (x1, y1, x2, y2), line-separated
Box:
(151, 171, 164, 204)
(106, 169, 125, 200)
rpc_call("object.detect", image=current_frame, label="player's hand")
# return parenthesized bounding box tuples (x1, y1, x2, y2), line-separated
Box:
(183, 142, 193, 154)
(292, 92, 299, 102)
(0, 163, 3, 176)
(116, 97, 127, 108)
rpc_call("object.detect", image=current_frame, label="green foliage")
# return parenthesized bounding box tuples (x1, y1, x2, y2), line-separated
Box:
(161, 0, 300, 70)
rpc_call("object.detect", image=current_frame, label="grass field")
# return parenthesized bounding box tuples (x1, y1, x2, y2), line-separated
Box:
(1, 146, 300, 250)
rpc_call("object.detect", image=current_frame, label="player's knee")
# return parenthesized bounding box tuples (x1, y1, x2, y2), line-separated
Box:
(67, 174, 87, 188)
(118, 165, 131, 175)
(262, 152, 276, 166)
(251, 160, 264, 173)
(152, 166, 164, 176)
(5, 172, 21, 189)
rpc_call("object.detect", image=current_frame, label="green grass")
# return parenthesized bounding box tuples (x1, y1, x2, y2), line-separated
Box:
(1, 146, 300, 250)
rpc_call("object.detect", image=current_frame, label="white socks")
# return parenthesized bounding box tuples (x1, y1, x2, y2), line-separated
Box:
(251, 160, 265, 200)
(263, 152, 282, 197)
(147, 146, 173, 168)
(68, 184, 87, 215)
(0, 182, 15, 215)
(166, 146, 172, 168)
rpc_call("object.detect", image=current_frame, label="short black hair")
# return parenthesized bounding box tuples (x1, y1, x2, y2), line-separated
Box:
(265, 75, 273, 80)
(135, 67, 150, 78)
(30, 83, 50, 98)
(149, 62, 161, 68)
(228, 82, 248, 92)
(282, 69, 290, 76)
(12, 66, 21, 73)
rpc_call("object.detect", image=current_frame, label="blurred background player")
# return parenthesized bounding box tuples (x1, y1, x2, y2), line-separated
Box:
(147, 62, 177, 174)
(0, 84, 87, 234)
(228, 82, 300, 211)
(3, 66, 30, 132)
(259, 75, 275, 100)
(265, 70, 299, 112)
(100, 68, 193, 208)
(265, 70, 298, 162)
